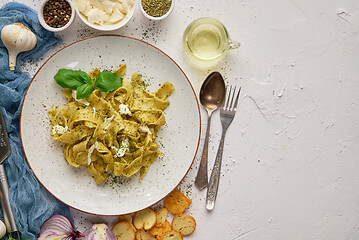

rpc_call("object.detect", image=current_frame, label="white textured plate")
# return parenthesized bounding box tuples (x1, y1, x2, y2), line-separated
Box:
(20, 35, 201, 216)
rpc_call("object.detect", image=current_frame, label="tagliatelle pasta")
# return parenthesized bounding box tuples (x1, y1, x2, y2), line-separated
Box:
(48, 66, 174, 184)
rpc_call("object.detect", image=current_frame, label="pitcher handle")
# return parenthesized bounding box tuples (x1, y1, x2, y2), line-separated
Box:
(229, 40, 240, 49)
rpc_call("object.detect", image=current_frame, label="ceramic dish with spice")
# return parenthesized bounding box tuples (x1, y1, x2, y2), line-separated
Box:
(74, 0, 136, 31)
(38, 0, 75, 32)
(139, 0, 174, 21)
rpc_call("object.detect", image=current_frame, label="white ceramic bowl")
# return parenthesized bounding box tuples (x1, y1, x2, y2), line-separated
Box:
(38, 0, 76, 32)
(74, 0, 136, 31)
(139, 0, 174, 21)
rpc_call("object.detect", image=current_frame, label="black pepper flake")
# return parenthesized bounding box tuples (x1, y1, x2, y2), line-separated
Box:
(43, 0, 72, 28)
(142, 0, 172, 17)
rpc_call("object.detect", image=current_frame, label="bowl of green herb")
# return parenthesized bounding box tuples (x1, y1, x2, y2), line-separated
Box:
(139, 0, 174, 20)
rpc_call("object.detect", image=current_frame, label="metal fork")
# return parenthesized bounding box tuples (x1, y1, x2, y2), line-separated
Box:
(206, 85, 241, 210)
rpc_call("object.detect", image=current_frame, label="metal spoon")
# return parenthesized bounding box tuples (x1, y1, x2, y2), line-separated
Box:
(195, 72, 226, 190)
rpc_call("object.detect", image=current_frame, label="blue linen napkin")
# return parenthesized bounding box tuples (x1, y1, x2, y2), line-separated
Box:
(0, 2, 72, 240)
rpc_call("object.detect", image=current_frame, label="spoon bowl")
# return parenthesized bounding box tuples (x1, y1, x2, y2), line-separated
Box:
(195, 72, 226, 190)
(200, 72, 226, 112)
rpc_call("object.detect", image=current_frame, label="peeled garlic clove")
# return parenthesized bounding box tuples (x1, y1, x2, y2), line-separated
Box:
(1, 22, 37, 71)
(0, 220, 6, 239)
(83, 224, 117, 240)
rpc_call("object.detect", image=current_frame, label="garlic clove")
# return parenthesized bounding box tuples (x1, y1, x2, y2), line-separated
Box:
(0, 220, 5, 239)
(1, 23, 37, 71)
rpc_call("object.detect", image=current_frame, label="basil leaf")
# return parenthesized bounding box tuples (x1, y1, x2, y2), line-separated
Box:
(76, 84, 94, 99)
(54, 68, 93, 89)
(95, 71, 123, 92)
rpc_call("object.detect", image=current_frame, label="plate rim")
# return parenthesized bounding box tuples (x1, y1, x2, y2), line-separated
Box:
(19, 35, 202, 216)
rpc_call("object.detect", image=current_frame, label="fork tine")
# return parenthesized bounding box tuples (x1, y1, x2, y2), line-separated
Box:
(223, 85, 241, 110)
(233, 87, 241, 110)
(229, 86, 236, 109)
(224, 86, 231, 109)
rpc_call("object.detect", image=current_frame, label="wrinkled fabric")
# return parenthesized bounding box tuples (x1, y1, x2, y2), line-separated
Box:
(0, 2, 71, 240)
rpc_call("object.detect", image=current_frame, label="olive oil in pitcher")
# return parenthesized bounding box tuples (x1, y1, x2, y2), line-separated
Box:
(183, 17, 239, 64)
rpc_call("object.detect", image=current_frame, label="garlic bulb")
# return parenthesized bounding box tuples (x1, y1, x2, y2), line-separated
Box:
(1, 23, 37, 70)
